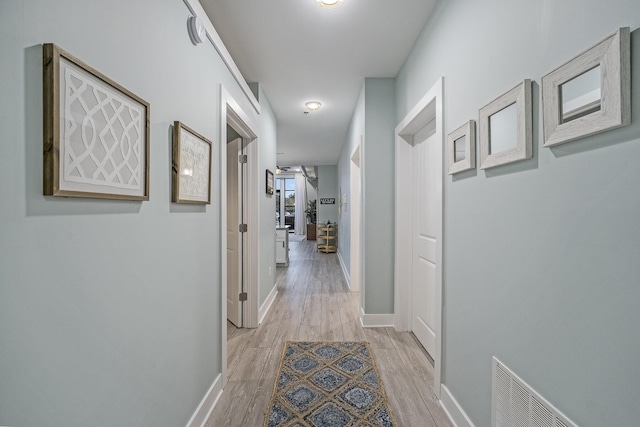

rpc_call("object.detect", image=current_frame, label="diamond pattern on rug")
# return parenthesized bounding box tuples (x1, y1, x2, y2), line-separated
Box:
(311, 368, 347, 392)
(339, 386, 378, 411)
(263, 341, 397, 427)
(306, 402, 353, 427)
(335, 355, 368, 375)
(290, 355, 321, 374)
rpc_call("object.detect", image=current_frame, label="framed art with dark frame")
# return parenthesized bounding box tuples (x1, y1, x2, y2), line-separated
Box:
(266, 169, 274, 195)
(43, 43, 150, 200)
(172, 121, 212, 204)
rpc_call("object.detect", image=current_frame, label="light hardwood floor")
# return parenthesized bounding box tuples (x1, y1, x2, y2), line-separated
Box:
(205, 238, 453, 427)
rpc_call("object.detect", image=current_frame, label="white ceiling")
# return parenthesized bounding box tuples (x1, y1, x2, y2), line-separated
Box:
(199, 0, 438, 166)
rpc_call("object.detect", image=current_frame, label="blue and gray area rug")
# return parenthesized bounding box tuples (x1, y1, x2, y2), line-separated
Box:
(264, 341, 396, 427)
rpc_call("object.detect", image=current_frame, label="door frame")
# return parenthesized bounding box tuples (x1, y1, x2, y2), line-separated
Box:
(394, 77, 444, 398)
(226, 137, 243, 328)
(220, 85, 259, 385)
(349, 141, 362, 294)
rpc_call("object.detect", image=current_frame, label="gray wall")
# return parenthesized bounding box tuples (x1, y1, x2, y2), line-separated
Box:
(258, 85, 278, 306)
(362, 78, 396, 315)
(396, 0, 640, 426)
(336, 80, 396, 314)
(0, 0, 273, 425)
(337, 87, 365, 291)
(317, 165, 338, 225)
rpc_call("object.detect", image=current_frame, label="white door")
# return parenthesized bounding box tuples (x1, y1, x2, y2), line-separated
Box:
(411, 121, 438, 356)
(227, 137, 242, 327)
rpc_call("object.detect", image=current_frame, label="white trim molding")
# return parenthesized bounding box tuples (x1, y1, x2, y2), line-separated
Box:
(259, 285, 278, 325)
(182, 0, 260, 114)
(359, 307, 394, 328)
(394, 77, 444, 398)
(440, 384, 476, 427)
(184, 374, 223, 427)
(337, 250, 350, 289)
(220, 85, 259, 384)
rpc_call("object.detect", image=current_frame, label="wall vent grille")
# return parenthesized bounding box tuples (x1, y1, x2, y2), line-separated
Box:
(492, 357, 578, 427)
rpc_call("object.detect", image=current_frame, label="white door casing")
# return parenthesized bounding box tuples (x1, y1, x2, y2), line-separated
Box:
(226, 137, 242, 327)
(220, 85, 259, 386)
(394, 77, 444, 398)
(349, 142, 362, 293)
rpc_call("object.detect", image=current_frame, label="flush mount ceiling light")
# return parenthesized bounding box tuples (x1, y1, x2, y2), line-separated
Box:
(317, 0, 343, 8)
(305, 101, 322, 111)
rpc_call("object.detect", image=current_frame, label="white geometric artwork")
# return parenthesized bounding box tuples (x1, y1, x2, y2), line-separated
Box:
(43, 43, 150, 200)
(178, 128, 211, 201)
(172, 122, 212, 204)
(60, 58, 146, 194)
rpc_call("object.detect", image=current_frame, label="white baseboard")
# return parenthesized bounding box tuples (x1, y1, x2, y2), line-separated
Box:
(258, 285, 278, 325)
(359, 307, 394, 328)
(185, 374, 223, 427)
(440, 384, 475, 427)
(337, 250, 350, 289)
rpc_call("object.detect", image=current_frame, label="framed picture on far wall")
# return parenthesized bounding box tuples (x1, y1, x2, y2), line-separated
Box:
(266, 169, 275, 195)
(172, 121, 212, 204)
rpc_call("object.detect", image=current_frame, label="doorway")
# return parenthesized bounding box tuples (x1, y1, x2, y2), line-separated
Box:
(349, 142, 362, 295)
(394, 78, 444, 397)
(220, 86, 259, 385)
(226, 134, 243, 327)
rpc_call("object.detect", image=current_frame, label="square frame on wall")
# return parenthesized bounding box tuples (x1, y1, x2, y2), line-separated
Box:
(542, 27, 631, 147)
(447, 120, 476, 174)
(266, 169, 274, 195)
(479, 79, 532, 170)
(172, 121, 212, 204)
(43, 43, 150, 200)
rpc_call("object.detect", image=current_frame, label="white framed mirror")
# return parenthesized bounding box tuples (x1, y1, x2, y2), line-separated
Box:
(447, 120, 475, 174)
(542, 27, 630, 147)
(479, 80, 532, 169)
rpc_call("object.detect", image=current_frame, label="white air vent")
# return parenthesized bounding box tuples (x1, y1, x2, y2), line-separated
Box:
(492, 357, 578, 427)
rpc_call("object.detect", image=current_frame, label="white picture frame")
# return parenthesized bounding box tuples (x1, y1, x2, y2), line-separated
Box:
(447, 120, 476, 174)
(542, 27, 631, 147)
(479, 80, 532, 169)
(172, 121, 212, 204)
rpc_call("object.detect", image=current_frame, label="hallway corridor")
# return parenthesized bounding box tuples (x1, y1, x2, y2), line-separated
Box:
(205, 239, 453, 426)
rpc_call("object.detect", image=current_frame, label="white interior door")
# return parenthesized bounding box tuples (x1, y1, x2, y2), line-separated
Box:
(411, 121, 438, 357)
(226, 137, 242, 327)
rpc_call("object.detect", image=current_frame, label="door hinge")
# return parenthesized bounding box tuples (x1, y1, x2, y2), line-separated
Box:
(239, 223, 248, 233)
(239, 292, 248, 302)
(238, 154, 248, 164)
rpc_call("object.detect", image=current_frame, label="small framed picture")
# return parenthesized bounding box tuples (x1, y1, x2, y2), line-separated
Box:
(172, 121, 212, 204)
(266, 169, 274, 195)
(43, 43, 150, 200)
(447, 120, 476, 174)
(478, 80, 532, 169)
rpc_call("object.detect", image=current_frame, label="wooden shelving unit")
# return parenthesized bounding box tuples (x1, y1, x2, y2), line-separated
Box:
(317, 226, 337, 253)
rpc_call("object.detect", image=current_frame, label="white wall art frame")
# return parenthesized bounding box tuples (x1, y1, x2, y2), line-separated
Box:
(172, 121, 212, 204)
(447, 120, 476, 174)
(542, 27, 631, 147)
(479, 80, 532, 169)
(43, 43, 150, 200)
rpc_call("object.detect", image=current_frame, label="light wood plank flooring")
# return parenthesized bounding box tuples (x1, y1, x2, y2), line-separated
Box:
(205, 238, 452, 427)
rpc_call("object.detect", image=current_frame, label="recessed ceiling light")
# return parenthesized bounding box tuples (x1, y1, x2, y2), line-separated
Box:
(305, 101, 322, 111)
(317, 0, 343, 8)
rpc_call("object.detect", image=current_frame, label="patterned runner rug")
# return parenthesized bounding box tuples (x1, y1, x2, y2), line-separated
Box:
(264, 341, 397, 427)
